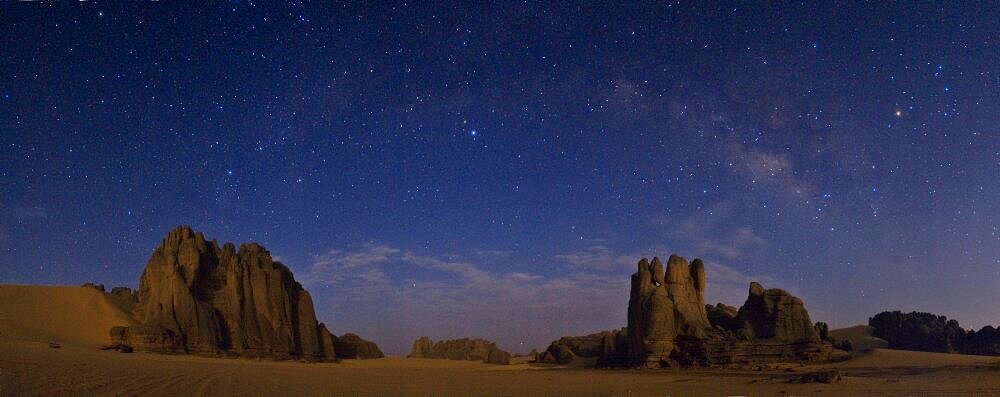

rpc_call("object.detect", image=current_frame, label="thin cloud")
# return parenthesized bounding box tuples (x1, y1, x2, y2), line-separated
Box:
(656, 201, 770, 260)
(299, 244, 628, 355)
(553, 245, 637, 271)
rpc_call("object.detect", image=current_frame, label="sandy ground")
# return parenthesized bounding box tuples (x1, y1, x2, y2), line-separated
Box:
(2, 285, 1000, 396)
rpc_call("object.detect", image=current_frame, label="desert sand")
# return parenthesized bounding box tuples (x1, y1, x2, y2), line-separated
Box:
(2, 285, 1000, 396)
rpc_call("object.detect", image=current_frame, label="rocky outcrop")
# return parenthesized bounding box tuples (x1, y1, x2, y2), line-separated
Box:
(407, 336, 510, 364)
(536, 329, 626, 366)
(706, 303, 739, 331)
(109, 226, 377, 362)
(109, 324, 183, 353)
(869, 311, 1000, 356)
(333, 333, 384, 359)
(737, 282, 819, 342)
(620, 255, 835, 368)
(626, 255, 710, 367)
(410, 336, 434, 358)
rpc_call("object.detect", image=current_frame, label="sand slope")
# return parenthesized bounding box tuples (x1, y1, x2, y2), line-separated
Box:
(0, 285, 136, 347)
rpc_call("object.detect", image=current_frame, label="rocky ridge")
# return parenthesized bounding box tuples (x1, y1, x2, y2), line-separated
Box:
(408, 336, 510, 364)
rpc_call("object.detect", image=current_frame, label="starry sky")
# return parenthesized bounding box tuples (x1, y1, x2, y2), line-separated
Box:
(1, 2, 997, 355)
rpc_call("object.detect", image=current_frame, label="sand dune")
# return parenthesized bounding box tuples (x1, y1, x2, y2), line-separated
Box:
(0, 285, 135, 347)
(2, 284, 1000, 396)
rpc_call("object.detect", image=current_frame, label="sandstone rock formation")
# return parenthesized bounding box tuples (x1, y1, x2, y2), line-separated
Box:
(536, 329, 626, 366)
(626, 255, 711, 367)
(869, 311, 1000, 356)
(623, 255, 834, 367)
(333, 333, 384, 359)
(737, 282, 819, 342)
(108, 226, 381, 361)
(407, 336, 510, 364)
(706, 303, 739, 331)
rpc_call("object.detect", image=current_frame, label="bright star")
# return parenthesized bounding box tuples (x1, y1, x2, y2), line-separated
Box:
(470, 129, 477, 136)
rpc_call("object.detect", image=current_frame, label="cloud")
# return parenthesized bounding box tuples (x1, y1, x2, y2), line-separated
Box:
(656, 201, 770, 260)
(552, 245, 637, 271)
(302, 236, 790, 356)
(299, 245, 629, 356)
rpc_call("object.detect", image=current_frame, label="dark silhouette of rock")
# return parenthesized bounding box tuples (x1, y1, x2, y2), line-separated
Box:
(407, 336, 510, 364)
(621, 254, 835, 368)
(109, 226, 366, 361)
(707, 303, 739, 331)
(535, 329, 627, 366)
(814, 322, 830, 341)
(869, 310, 1000, 356)
(792, 369, 842, 384)
(82, 283, 105, 292)
(333, 333, 384, 359)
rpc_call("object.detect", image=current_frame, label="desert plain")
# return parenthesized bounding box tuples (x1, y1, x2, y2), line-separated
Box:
(2, 285, 999, 396)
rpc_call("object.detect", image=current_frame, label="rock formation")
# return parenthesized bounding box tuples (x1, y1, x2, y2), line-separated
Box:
(737, 282, 819, 342)
(623, 255, 835, 367)
(869, 311, 1000, 356)
(626, 255, 711, 367)
(536, 329, 626, 366)
(108, 226, 381, 361)
(706, 303, 739, 331)
(332, 333, 385, 359)
(407, 336, 510, 364)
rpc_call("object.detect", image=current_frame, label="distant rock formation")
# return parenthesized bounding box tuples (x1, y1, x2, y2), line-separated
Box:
(540, 254, 841, 368)
(333, 333, 385, 359)
(109, 226, 381, 361)
(107, 287, 138, 313)
(869, 311, 1000, 356)
(408, 336, 510, 364)
(536, 329, 626, 366)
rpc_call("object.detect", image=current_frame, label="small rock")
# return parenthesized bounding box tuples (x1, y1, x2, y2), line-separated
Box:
(792, 370, 842, 384)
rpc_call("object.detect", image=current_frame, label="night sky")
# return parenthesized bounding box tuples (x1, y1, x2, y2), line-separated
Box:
(1, 2, 997, 355)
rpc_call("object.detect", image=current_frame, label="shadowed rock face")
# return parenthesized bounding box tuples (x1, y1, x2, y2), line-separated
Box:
(333, 333, 384, 359)
(737, 282, 819, 342)
(407, 336, 510, 364)
(110, 226, 380, 361)
(536, 329, 626, 366)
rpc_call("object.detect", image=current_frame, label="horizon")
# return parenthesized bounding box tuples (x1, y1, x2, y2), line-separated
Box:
(1, 2, 997, 357)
